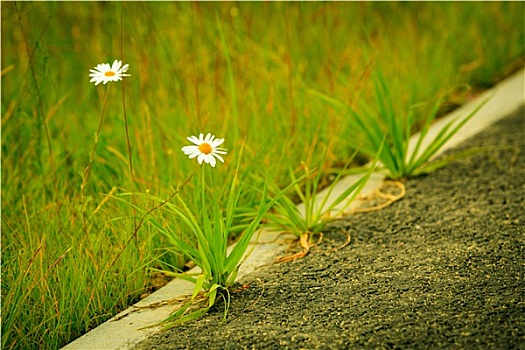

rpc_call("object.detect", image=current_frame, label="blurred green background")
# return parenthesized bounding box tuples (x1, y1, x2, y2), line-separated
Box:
(2, 2, 523, 349)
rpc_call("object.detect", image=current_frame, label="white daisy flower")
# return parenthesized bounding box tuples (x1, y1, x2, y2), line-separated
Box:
(181, 133, 227, 167)
(89, 59, 130, 86)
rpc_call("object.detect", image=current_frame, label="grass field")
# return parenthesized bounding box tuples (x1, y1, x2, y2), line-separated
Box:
(2, 2, 524, 349)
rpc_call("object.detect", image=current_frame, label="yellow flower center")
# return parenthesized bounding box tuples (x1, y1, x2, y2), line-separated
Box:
(198, 143, 212, 154)
(104, 71, 116, 77)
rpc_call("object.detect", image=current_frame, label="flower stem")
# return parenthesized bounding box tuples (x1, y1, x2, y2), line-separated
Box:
(81, 84, 111, 236)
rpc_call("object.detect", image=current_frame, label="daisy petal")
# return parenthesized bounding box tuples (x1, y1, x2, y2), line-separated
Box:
(211, 138, 224, 147)
(213, 148, 227, 155)
(111, 60, 122, 71)
(213, 154, 225, 163)
(187, 136, 200, 144)
(197, 153, 206, 164)
(181, 145, 198, 154)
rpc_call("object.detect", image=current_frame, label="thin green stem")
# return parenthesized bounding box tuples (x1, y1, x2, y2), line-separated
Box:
(81, 84, 111, 236)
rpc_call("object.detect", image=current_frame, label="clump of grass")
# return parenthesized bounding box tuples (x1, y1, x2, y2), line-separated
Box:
(310, 70, 490, 179)
(265, 146, 378, 261)
(117, 136, 309, 327)
(1, 194, 152, 349)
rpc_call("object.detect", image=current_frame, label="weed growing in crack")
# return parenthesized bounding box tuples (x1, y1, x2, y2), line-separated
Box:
(310, 70, 490, 180)
(264, 148, 380, 262)
(117, 135, 308, 328)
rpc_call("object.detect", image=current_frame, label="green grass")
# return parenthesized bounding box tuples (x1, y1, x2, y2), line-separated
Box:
(2, 2, 523, 349)
(265, 148, 376, 242)
(310, 69, 492, 179)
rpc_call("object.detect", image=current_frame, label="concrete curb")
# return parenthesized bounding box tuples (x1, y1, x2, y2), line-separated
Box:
(62, 68, 524, 350)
